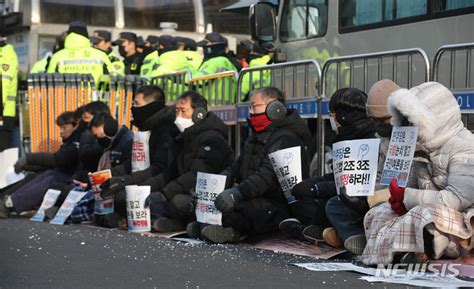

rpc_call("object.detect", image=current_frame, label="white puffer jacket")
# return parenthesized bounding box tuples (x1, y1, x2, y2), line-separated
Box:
(388, 82, 474, 211)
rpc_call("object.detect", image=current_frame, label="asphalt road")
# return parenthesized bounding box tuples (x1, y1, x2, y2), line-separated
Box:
(0, 218, 432, 289)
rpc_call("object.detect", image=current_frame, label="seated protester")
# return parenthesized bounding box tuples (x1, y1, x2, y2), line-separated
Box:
(141, 91, 234, 232)
(325, 80, 400, 255)
(0, 112, 81, 218)
(280, 88, 376, 248)
(70, 113, 133, 227)
(99, 85, 180, 216)
(192, 87, 312, 244)
(52, 101, 110, 208)
(361, 82, 474, 265)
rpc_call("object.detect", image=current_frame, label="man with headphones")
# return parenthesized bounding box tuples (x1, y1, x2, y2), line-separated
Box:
(188, 87, 312, 243)
(144, 91, 234, 232)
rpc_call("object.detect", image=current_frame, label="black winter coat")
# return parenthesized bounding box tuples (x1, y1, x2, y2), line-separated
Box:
(107, 126, 134, 171)
(223, 109, 312, 203)
(143, 112, 234, 200)
(111, 105, 180, 184)
(71, 127, 104, 182)
(24, 127, 81, 176)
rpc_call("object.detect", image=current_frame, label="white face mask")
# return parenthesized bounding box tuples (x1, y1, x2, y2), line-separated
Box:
(329, 117, 339, 133)
(174, 117, 194, 133)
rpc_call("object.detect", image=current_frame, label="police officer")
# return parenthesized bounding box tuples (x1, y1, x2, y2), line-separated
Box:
(148, 35, 191, 78)
(90, 30, 125, 76)
(30, 32, 67, 74)
(175, 36, 202, 70)
(193, 32, 238, 104)
(140, 35, 160, 78)
(112, 32, 143, 75)
(0, 33, 19, 151)
(47, 21, 112, 86)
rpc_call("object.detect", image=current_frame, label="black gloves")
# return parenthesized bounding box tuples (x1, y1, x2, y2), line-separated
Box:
(100, 176, 130, 198)
(338, 187, 370, 215)
(215, 187, 243, 213)
(14, 155, 27, 173)
(292, 180, 320, 200)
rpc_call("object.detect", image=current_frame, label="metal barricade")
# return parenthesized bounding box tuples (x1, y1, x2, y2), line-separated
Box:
(107, 74, 145, 128)
(432, 42, 474, 129)
(317, 48, 431, 176)
(236, 60, 322, 156)
(150, 70, 191, 104)
(26, 73, 96, 153)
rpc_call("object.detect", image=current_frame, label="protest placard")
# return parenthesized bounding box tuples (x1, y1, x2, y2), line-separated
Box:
(195, 172, 227, 225)
(50, 188, 88, 225)
(30, 189, 61, 222)
(126, 185, 151, 232)
(380, 127, 418, 187)
(131, 131, 151, 172)
(268, 146, 302, 204)
(333, 139, 380, 197)
(88, 169, 113, 215)
(0, 148, 25, 189)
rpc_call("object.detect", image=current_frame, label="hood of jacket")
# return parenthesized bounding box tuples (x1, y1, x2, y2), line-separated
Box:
(388, 82, 465, 152)
(64, 33, 91, 51)
(140, 105, 177, 132)
(264, 109, 312, 148)
(181, 111, 228, 141)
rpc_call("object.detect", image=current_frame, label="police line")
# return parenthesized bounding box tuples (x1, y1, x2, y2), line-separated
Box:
(22, 43, 474, 177)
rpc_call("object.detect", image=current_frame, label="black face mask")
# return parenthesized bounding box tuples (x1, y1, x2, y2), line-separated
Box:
(119, 44, 127, 58)
(78, 120, 88, 130)
(98, 137, 112, 148)
(203, 43, 227, 61)
(131, 101, 163, 128)
(375, 122, 393, 138)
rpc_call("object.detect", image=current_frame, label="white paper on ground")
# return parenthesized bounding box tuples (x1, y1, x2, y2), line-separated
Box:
(0, 148, 25, 188)
(359, 275, 474, 287)
(292, 262, 377, 275)
(195, 172, 227, 225)
(50, 189, 88, 225)
(30, 189, 61, 222)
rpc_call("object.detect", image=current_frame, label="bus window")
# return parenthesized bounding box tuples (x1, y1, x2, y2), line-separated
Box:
(433, 0, 474, 11)
(123, 0, 195, 31)
(340, 0, 427, 29)
(280, 0, 328, 42)
(40, 0, 115, 26)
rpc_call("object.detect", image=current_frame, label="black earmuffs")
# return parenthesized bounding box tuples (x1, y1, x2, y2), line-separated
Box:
(265, 100, 287, 121)
(192, 107, 207, 123)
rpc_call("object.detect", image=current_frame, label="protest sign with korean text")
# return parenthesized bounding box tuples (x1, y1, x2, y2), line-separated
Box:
(333, 139, 380, 197)
(126, 185, 151, 232)
(131, 131, 151, 172)
(195, 172, 227, 225)
(50, 188, 88, 225)
(31, 189, 61, 222)
(0, 148, 25, 189)
(380, 127, 418, 187)
(88, 169, 114, 215)
(268, 146, 302, 204)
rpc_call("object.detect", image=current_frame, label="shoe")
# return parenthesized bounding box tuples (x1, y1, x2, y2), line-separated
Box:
(44, 206, 59, 219)
(323, 227, 344, 248)
(344, 234, 367, 255)
(397, 252, 429, 265)
(97, 213, 120, 228)
(302, 225, 325, 242)
(152, 217, 185, 232)
(186, 221, 208, 238)
(279, 218, 306, 240)
(200, 225, 241, 244)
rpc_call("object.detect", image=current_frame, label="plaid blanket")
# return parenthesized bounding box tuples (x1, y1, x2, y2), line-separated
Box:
(360, 203, 474, 265)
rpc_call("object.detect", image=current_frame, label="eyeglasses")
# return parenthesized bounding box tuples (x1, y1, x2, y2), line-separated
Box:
(249, 103, 267, 110)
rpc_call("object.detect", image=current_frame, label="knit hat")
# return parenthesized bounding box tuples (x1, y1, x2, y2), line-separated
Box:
(366, 79, 400, 118)
(67, 21, 88, 39)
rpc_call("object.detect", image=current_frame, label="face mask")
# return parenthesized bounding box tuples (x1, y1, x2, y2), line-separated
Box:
(119, 44, 127, 57)
(174, 117, 194, 133)
(78, 120, 88, 130)
(131, 101, 162, 129)
(248, 113, 272, 132)
(374, 122, 393, 138)
(98, 136, 112, 148)
(329, 117, 338, 133)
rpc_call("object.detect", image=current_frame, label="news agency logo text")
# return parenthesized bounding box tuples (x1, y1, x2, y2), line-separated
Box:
(375, 263, 461, 278)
